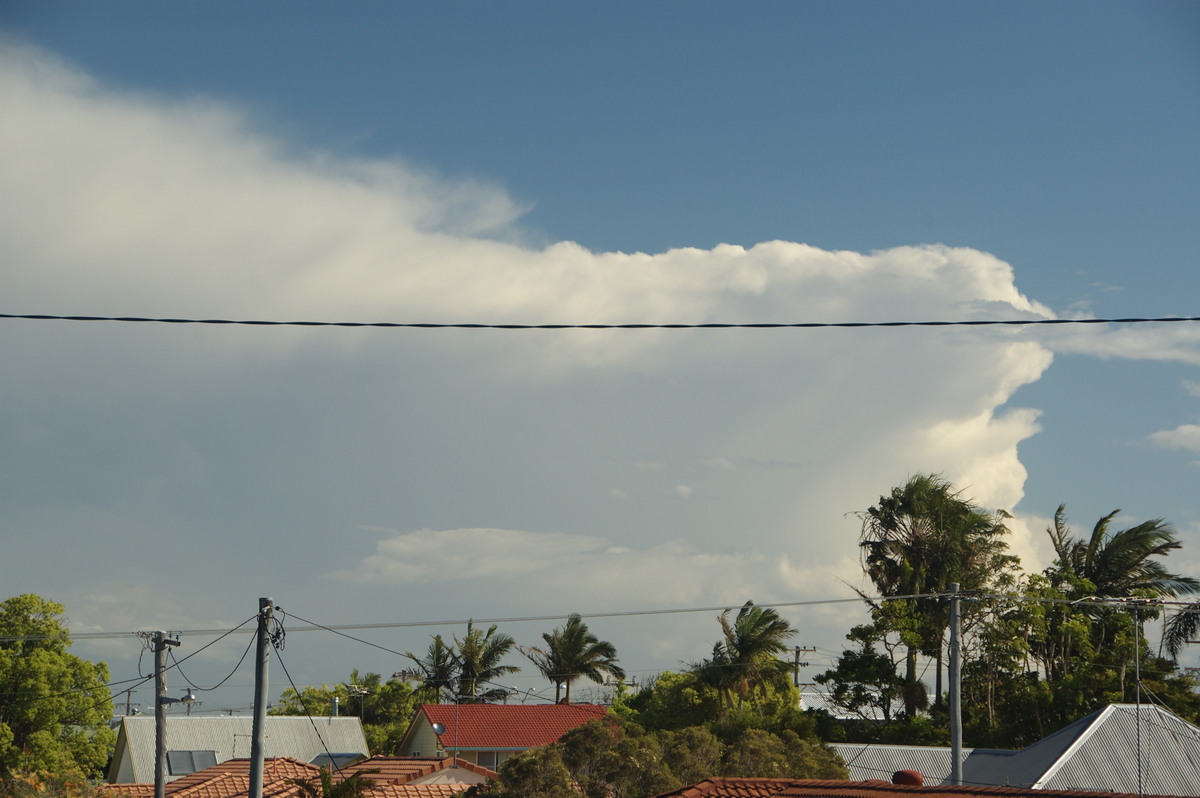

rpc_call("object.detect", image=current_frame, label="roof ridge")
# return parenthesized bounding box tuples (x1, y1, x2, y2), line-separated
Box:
(1031, 704, 1114, 788)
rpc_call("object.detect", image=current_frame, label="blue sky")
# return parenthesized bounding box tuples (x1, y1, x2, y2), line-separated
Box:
(2, 2, 1200, 715)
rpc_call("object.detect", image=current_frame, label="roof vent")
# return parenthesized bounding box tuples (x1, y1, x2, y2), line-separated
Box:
(892, 770, 924, 786)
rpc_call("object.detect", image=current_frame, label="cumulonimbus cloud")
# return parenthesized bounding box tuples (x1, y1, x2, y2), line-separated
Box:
(0, 36, 1117, 669)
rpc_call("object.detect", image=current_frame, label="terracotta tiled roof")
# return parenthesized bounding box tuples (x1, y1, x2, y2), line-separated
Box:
(652, 777, 800, 797)
(371, 787, 472, 798)
(774, 779, 1183, 798)
(112, 755, 493, 798)
(418, 703, 610, 749)
(155, 757, 319, 798)
(101, 785, 156, 798)
(653, 779, 1182, 798)
(340, 756, 496, 785)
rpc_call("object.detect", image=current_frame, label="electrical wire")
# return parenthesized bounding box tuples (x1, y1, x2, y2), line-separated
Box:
(277, 610, 411, 659)
(3, 615, 259, 736)
(269, 632, 339, 775)
(170, 631, 256, 692)
(3, 313, 1200, 329)
(5, 591, 1193, 646)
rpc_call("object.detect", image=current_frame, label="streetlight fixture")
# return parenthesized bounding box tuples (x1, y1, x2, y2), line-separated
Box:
(160, 690, 198, 707)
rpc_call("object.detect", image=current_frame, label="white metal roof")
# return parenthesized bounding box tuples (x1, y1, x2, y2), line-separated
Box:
(831, 703, 1200, 796)
(107, 715, 369, 784)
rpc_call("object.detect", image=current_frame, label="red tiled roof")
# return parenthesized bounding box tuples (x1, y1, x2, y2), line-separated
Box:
(653, 777, 801, 797)
(101, 785, 156, 798)
(341, 756, 496, 785)
(159, 757, 319, 798)
(371, 787, 471, 798)
(653, 779, 1182, 798)
(418, 703, 611, 749)
(117, 755, 494, 798)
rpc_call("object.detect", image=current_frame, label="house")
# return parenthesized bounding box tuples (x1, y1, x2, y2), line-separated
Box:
(652, 776, 1181, 798)
(341, 755, 496, 788)
(103, 755, 496, 798)
(831, 703, 1200, 796)
(396, 702, 611, 770)
(106, 716, 369, 783)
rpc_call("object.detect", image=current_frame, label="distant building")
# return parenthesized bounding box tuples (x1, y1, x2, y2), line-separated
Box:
(103, 755, 495, 798)
(650, 776, 1181, 798)
(396, 703, 611, 770)
(106, 716, 369, 784)
(831, 703, 1200, 796)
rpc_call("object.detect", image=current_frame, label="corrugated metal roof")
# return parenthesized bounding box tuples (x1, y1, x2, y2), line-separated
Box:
(1037, 704, 1200, 795)
(833, 703, 1200, 797)
(831, 743, 970, 784)
(108, 716, 369, 783)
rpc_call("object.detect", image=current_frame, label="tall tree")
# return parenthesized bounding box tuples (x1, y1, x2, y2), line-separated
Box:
(521, 614, 625, 704)
(1046, 505, 1200, 598)
(1164, 602, 1200, 659)
(0, 594, 115, 778)
(857, 474, 1016, 714)
(814, 624, 906, 722)
(271, 670, 419, 754)
(1045, 504, 1200, 672)
(403, 635, 457, 702)
(451, 621, 520, 703)
(690, 602, 795, 714)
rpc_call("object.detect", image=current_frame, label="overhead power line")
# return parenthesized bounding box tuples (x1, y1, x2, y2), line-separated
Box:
(6, 591, 1192, 645)
(2, 313, 1199, 329)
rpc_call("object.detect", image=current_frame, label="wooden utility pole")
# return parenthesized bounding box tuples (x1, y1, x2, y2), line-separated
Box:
(249, 598, 274, 798)
(792, 646, 816, 687)
(949, 584, 963, 786)
(153, 632, 180, 798)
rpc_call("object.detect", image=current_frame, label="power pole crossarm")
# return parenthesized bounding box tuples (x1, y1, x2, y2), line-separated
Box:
(792, 646, 816, 687)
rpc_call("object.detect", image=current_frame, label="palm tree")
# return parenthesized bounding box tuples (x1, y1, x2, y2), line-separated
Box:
(690, 601, 795, 713)
(452, 621, 520, 703)
(1164, 602, 1200, 659)
(403, 635, 457, 702)
(520, 614, 625, 704)
(858, 474, 1016, 713)
(1045, 505, 1200, 662)
(290, 767, 378, 798)
(1046, 505, 1200, 598)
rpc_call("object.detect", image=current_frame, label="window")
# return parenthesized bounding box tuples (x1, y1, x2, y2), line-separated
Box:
(166, 750, 218, 775)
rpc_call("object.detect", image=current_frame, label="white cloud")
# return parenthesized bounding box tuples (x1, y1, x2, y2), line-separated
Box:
(0, 37, 1122, 692)
(341, 528, 609, 583)
(1149, 424, 1200, 453)
(339, 527, 853, 614)
(1046, 325, 1200, 367)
